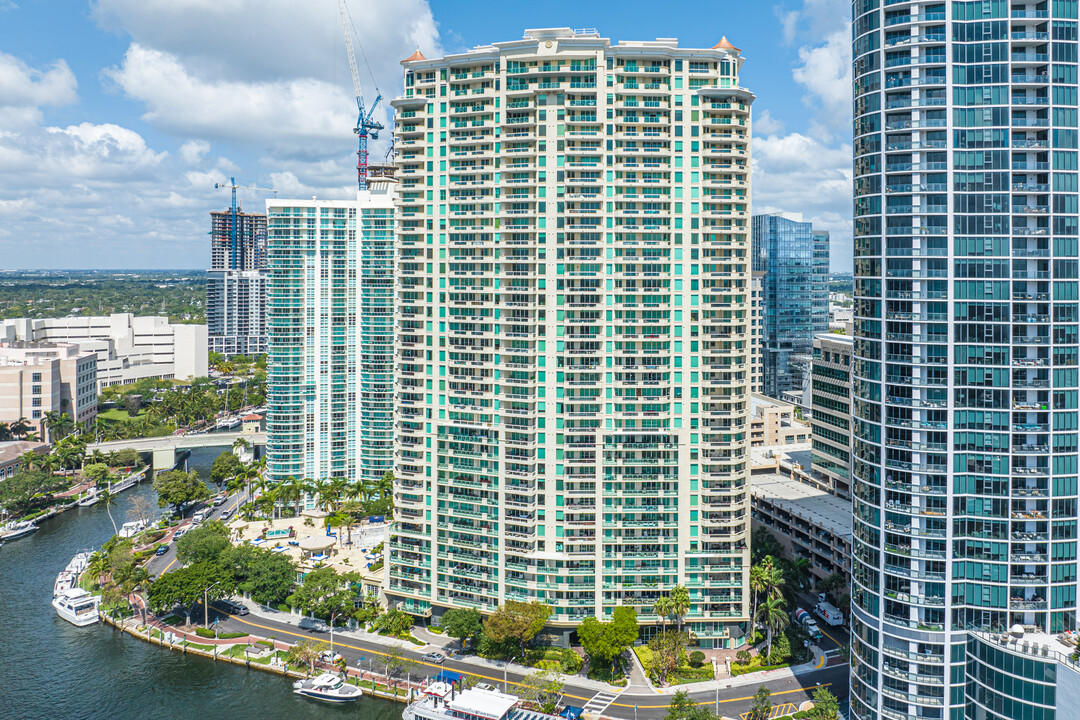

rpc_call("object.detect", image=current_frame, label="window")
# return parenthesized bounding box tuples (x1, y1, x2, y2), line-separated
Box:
(31, 410, 41, 419)
(32, 385, 41, 395)
(31, 372, 41, 383)
(32, 398, 41, 408)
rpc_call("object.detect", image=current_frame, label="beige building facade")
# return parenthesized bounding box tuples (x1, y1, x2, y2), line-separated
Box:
(388, 28, 755, 646)
(0, 342, 97, 439)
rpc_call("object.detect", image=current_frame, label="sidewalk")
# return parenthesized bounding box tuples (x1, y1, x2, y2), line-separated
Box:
(236, 598, 619, 693)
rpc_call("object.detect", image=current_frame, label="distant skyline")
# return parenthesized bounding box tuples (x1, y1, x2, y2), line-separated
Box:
(0, 0, 854, 271)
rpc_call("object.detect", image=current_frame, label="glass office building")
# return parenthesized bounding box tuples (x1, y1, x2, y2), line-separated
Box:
(851, 1, 1080, 719)
(751, 213, 830, 399)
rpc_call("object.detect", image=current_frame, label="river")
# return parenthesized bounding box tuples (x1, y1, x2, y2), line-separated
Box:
(0, 447, 401, 720)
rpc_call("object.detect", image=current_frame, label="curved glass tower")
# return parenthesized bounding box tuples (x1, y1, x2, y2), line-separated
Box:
(851, 2, 1080, 719)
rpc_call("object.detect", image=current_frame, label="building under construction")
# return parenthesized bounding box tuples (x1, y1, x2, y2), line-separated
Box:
(208, 205, 269, 357)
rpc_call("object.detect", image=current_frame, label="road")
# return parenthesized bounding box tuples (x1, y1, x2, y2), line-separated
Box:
(144, 489, 245, 579)
(207, 608, 847, 720)
(144, 500, 848, 720)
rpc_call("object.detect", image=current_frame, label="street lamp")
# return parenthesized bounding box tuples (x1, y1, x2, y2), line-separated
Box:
(330, 611, 340, 656)
(504, 655, 518, 691)
(203, 580, 222, 627)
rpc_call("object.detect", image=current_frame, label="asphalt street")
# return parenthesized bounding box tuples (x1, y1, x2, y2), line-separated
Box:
(144, 493, 849, 719)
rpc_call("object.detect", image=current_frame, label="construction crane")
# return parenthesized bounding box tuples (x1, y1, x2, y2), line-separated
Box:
(213, 177, 276, 269)
(338, 0, 383, 191)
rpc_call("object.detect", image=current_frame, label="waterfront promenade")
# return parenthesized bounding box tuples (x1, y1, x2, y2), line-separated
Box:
(106, 589, 848, 720)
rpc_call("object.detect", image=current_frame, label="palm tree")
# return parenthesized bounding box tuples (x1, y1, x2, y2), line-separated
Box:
(0, 422, 11, 442)
(377, 471, 394, 502)
(86, 551, 111, 588)
(312, 479, 332, 512)
(19, 450, 41, 471)
(100, 489, 119, 537)
(9, 417, 31, 439)
(755, 596, 789, 661)
(276, 476, 302, 518)
(784, 557, 812, 595)
(669, 585, 691, 633)
(653, 595, 674, 631)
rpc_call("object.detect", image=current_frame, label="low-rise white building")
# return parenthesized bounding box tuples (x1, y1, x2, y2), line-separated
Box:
(0, 342, 97, 437)
(0, 314, 207, 390)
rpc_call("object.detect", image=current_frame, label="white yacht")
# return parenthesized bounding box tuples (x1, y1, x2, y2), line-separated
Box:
(292, 673, 362, 703)
(403, 684, 562, 720)
(118, 520, 146, 538)
(0, 520, 38, 540)
(54, 570, 75, 597)
(52, 588, 101, 627)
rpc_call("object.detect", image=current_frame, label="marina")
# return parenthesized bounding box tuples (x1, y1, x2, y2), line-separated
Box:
(0, 448, 403, 720)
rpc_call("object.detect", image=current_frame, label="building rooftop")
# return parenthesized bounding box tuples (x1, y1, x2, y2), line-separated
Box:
(0, 440, 50, 466)
(751, 470, 852, 541)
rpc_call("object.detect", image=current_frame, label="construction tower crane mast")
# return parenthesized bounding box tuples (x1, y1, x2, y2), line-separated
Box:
(213, 177, 276, 269)
(338, 0, 383, 191)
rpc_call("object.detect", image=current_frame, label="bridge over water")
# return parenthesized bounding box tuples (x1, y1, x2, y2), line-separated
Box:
(88, 431, 266, 473)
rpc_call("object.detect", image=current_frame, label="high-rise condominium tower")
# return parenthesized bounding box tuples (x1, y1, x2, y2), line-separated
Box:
(207, 207, 268, 356)
(387, 28, 754, 647)
(852, 2, 1080, 719)
(265, 168, 396, 485)
(751, 213, 830, 400)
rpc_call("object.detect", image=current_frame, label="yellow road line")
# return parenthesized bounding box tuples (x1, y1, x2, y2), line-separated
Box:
(610, 683, 833, 710)
(222, 614, 832, 711)
(224, 614, 595, 702)
(819, 625, 844, 649)
(815, 654, 825, 669)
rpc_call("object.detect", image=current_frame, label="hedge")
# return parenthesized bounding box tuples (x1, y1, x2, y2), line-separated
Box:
(219, 631, 247, 639)
(194, 627, 216, 639)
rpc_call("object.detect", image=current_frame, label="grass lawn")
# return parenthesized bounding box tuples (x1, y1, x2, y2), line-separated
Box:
(730, 656, 794, 677)
(670, 675, 713, 685)
(98, 408, 149, 422)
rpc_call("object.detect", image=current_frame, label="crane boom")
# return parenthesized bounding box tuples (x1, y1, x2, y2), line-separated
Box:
(214, 177, 276, 269)
(337, 0, 383, 191)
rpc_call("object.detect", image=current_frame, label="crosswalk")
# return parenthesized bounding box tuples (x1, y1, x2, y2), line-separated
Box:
(582, 689, 621, 716)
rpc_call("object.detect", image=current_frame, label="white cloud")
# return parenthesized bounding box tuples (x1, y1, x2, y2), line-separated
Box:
(753, 109, 786, 136)
(93, 0, 443, 148)
(179, 139, 210, 165)
(752, 132, 853, 270)
(0, 52, 77, 128)
(791, 30, 851, 137)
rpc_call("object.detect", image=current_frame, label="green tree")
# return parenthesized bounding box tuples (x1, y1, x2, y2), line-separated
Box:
(99, 489, 118, 537)
(287, 566, 357, 620)
(736, 648, 751, 665)
(654, 595, 674, 631)
(751, 526, 785, 564)
(208, 450, 242, 488)
(665, 689, 718, 720)
(647, 630, 688, 685)
(83, 462, 111, 488)
(807, 686, 840, 720)
(153, 469, 210, 515)
(442, 607, 483, 649)
(176, 521, 231, 565)
(146, 561, 234, 615)
(0, 469, 62, 515)
(578, 606, 639, 674)
(483, 600, 552, 657)
(221, 544, 297, 606)
(289, 638, 329, 676)
(784, 556, 812, 593)
(372, 608, 414, 637)
(517, 669, 564, 714)
(669, 585, 691, 632)
(750, 686, 772, 720)
(755, 596, 789, 661)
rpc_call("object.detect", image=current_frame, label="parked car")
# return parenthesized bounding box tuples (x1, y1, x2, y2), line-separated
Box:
(215, 599, 249, 616)
(155, 545, 168, 556)
(219, 509, 233, 521)
(422, 652, 445, 664)
(475, 683, 495, 692)
(212, 495, 227, 507)
(299, 616, 329, 633)
(173, 527, 189, 540)
(319, 650, 344, 664)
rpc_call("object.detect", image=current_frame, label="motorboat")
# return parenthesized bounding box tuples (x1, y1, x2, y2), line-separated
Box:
(292, 673, 362, 703)
(216, 416, 241, 430)
(54, 570, 75, 597)
(118, 520, 146, 538)
(403, 684, 562, 720)
(0, 520, 38, 541)
(77, 492, 100, 507)
(52, 588, 101, 627)
(67, 551, 93, 575)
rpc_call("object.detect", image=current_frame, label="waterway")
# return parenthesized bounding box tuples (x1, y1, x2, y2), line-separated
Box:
(0, 447, 401, 720)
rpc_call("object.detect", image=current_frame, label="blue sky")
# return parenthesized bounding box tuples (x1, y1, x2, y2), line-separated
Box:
(0, 0, 852, 270)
